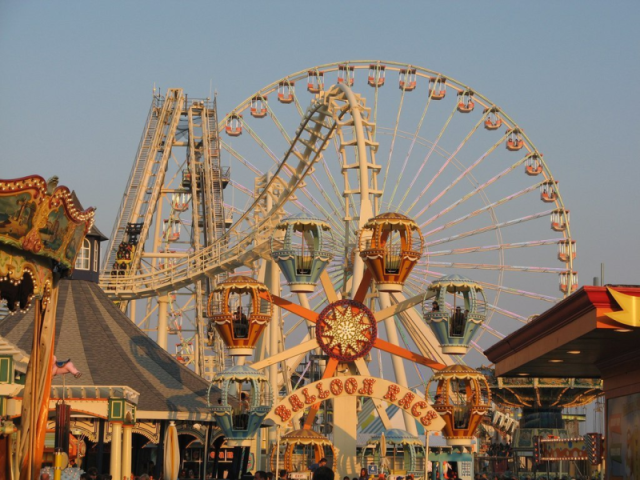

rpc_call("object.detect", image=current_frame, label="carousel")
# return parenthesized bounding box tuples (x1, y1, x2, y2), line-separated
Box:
(0, 175, 95, 480)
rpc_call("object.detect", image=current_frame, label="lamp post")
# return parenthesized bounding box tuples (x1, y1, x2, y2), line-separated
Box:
(424, 432, 430, 480)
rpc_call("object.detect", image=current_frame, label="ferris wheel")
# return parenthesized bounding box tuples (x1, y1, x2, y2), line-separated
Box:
(215, 60, 575, 368)
(100, 61, 576, 410)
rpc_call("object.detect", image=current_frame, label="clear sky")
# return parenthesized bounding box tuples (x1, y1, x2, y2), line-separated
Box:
(1, 1, 638, 287)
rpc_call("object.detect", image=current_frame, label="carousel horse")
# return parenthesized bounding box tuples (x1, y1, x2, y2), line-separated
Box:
(52, 356, 82, 378)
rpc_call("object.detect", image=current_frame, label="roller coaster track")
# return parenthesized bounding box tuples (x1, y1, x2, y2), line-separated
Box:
(99, 84, 370, 300)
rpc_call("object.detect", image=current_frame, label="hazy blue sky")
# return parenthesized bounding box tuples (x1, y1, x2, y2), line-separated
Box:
(1, 0, 638, 290)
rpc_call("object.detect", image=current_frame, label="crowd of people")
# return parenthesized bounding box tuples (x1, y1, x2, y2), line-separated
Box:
(474, 476, 591, 480)
(485, 443, 513, 458)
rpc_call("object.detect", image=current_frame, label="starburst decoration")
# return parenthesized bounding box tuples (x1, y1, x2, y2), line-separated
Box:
(322, 305, 371, 356)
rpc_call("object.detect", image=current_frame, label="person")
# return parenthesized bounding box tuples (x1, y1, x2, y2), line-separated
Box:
(344, 476, 350, 480)
(451, 306, 465, 336)
(358, 468, 368, 480)
(87, 467, 99, 480)
(279, 469, 288, 480)
(139, 475, 150, 480)
(313, 466, 334, 480)
(241, 392, 250, 412)
(309, 458, 327, 472)
(80, 474, 89, 480)
(233, 306, 249, 338)
(432, 300, 439, 312)
(40, 474, 51, 480)
(255, 471, 268, 480)
(267, 473, 274, 480)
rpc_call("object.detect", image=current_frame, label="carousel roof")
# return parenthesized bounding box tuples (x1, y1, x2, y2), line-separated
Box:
(281, 428, 333, 446)
(0, 278, 218, 415)
(371, 428, 423, 445)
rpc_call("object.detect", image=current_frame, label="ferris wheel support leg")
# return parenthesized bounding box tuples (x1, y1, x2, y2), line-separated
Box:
(378, 292, 418, 436)
(157, 295, 169, 350)
(264, 259, 281, 448)
(129, 299, 136, 324)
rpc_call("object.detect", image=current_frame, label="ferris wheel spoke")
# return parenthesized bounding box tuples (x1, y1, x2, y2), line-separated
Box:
(398, 103, 458, 213)
(423, 261, 566, 274)
(251, 338, 320, 370)
(405, 113, 492, 218)
(414, 134, 504, 222)
(483, 302, 528, 323)
(319, 150, 347, 212)
(261, 291, 319, 323)
(221, 141, 265, 177)
(291, 87, 306, 118)
(422, 238, 565, 257)
(425, 209, 554, 247)
(373, 338, 445, 370)
(420, 155, 529, 229)
(373, 291, 430, 323)
(241, 116, 345, 231)
(239, 120, 283, 167)
(302, 357, 339, 429)
(353, 269, 373, 303)
(473, 279, 559, 303)
(408, 266, 560, 303)
(320, 270, 341, 303)
(380, 86, 408, 200)
(353, 357, 392, 428)
(371, 75, 380, 143)
(387, 95, 434, 208)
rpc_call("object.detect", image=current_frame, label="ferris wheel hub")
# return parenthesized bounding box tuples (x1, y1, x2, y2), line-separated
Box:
(315, 299, 377, 362)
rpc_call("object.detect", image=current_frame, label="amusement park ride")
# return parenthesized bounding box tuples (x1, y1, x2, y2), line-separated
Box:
(96, 61, 583, 476)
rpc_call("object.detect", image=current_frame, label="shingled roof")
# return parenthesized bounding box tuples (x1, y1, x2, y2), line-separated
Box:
(0, 278, 216, 417)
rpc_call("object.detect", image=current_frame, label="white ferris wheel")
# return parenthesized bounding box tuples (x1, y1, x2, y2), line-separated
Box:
(216, 60, 575, 367)
(101, 61, 576, 417)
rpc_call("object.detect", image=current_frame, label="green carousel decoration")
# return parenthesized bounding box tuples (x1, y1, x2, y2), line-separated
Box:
(0, 175, 94, 480)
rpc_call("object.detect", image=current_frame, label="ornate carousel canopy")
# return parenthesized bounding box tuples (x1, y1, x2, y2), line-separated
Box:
(0, 175, 95, 312)
(0, 278, 217, 416)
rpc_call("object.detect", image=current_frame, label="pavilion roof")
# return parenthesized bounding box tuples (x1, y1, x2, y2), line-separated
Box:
(0, 278, 218, 416)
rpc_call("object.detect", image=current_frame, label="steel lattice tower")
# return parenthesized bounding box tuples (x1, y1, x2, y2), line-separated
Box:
(101, 89, 229, 378)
